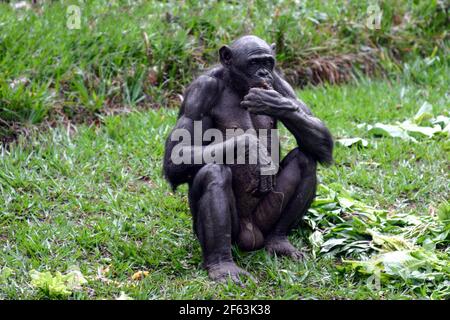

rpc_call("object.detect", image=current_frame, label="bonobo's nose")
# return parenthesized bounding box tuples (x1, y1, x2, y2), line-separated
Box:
(256, 69, 269, 78)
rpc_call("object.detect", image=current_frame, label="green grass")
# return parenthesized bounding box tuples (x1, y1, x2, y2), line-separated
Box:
(0, 1, 448, 138)
(1, 59, 448, 299)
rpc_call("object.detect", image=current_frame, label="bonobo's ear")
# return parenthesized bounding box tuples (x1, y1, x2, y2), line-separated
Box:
(219, 45, 233, 66)
(270, 43, 276, 54)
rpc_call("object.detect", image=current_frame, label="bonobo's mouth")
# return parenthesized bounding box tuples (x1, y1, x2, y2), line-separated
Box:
(250, 78, 273, 90)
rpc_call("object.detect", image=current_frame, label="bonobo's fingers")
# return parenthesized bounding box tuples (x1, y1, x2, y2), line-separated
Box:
(249, 87, 279, 97)
(258, 174, 274, 195)
(243, 89, 279, 106)
(241, 91, 299, 117)
(250, 173, 275, 196)
(240, 100, 258, 110)
(247, 88, 284, 105)
(243, 101, 298, 113)
(274, 103, 299, 111)
(256, 147, 276, 194)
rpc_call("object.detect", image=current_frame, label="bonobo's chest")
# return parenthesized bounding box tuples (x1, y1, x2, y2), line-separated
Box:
(210, 87, 276, 134)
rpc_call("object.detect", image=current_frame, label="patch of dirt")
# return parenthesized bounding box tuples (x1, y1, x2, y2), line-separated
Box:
(284, 50, 385, 87)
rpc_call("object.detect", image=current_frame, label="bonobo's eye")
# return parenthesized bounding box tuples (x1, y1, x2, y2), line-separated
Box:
(264, 58, 275, 69)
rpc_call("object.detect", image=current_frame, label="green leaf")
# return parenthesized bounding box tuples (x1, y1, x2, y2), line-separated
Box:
(413, 101, 433, 125)
(437, 201, 450, 223)
(400, 120, 442, 138)
(336, 137, 369, 148)
(309, 231, 324, 258)
(378, 251, 422, 277)
(367, 229, 415, 251)
(442, 123, 450, 136)
(368, 123, 417, 142)
(0, 267, 13, 283)
(337, 196, 356, 209)
(432, 115, 450, 129)
(321, 238, 347, 253)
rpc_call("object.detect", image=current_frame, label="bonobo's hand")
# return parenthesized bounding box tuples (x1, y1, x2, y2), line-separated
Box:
(241, 134, 277, 195)
(241, 88, 299, 118)
(258, 143, 278, 195)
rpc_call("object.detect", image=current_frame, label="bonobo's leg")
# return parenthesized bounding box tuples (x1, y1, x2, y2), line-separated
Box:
(188, 164, 252, 283)
(247, 148, 317, 259)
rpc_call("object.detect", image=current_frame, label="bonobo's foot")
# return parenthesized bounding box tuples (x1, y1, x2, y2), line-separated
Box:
(265, 236, 305, 261)
(207, 262, 255, 286)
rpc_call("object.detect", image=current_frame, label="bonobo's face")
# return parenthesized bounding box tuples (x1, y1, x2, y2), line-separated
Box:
(219, 36, 276, 90)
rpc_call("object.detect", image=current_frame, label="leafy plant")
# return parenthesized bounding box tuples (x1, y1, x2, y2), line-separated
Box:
(306, 184, 450, 299)
(29, 267, 87, 298)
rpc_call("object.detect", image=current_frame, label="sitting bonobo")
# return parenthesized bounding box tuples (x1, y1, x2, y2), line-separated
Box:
(163, 35, 333, 284)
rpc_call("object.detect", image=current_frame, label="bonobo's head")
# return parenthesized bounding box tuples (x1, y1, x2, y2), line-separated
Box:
(219, 35, 276, 91)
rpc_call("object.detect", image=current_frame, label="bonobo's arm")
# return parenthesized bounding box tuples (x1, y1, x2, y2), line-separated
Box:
(163, 75, 274, 190)
(163, 75, 218, 188)
(241, 72, 333, 165)
(273, 73, 334, 164)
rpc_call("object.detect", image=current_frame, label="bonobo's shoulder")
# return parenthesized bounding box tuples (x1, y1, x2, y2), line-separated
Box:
(204, 65, 226, 81)
(190, 74, 220, 91)
(189, 66, 225, 92)
(181, 68, 225, 119)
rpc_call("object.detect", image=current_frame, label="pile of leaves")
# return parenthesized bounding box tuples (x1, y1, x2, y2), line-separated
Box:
(306, 184, 450, 299)
(336, 103, 449, 148)
(364, 102, 449, 142)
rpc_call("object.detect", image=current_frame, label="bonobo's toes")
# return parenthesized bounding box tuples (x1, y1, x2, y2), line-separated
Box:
(265, 236, 305, 261)
(207, 262, 256, 286)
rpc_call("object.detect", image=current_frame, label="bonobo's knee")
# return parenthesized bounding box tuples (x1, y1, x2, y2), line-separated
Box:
(192, 164, 232, 193)
(286, 148, 317, 176)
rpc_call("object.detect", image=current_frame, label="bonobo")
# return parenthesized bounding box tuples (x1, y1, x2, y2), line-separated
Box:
(163, 35, 333, 283)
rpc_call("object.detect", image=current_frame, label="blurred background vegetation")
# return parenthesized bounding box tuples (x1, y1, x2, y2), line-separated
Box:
(0, 0, 448, 140)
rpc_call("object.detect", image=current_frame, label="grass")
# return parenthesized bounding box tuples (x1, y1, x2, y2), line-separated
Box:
(0, 1, 448, 139)
(0, 58, 448, 299)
